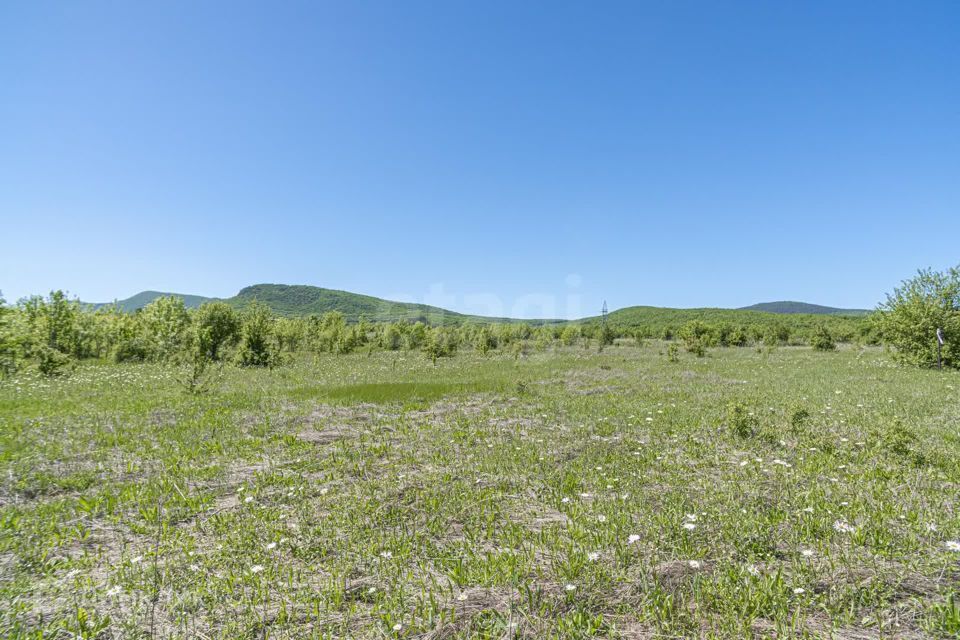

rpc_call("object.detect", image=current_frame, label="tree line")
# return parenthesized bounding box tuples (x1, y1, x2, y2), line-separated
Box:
(1, 264, 956, 378)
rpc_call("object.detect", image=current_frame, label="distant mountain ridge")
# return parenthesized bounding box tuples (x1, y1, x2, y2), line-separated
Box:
(92, 284, 553, 325)
(739, 301, 870, 316)
(94, 290, 214, 312)
(90, 287, 871, 324)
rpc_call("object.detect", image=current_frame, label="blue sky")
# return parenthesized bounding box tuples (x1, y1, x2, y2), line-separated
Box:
(2, 1, 958, 317)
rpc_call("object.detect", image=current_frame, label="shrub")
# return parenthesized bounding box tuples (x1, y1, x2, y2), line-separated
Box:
(873, 265, 960, 368)
(195, 302, 241, 360)
(666, 343, 679, 362)
(139, 296, 191, 361)
(36, 344, 72, 377)
(726, 402, 757, 438)
(679, 321, 711, 357)
(811, 325, 836, 351)
(176, 327, 220, 394)
(474, 327, 497, 355)
(237, 301, 281, 367)
(0, 293, 19, 377)
(560, 325, 580, 346)
(789, 406, 810, 430)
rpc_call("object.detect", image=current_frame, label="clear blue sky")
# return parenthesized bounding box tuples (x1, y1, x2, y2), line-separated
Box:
(2, 1, 958, 318)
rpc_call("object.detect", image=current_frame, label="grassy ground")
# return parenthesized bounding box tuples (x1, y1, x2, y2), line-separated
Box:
(1, 344, 959, 638)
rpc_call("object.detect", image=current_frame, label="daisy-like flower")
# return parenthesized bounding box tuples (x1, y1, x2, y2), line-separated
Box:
(380, 551, 393, 559)
(597, 515, 607, 523)
(793, 587, 805, 594)
(682, 522, 697, 531)
(946, 540, 960, 552)
(688, 560, 702, 569)
(392, 623, 403, 631)
(367, 587, 377, 594)
(801, 549, 814, 557)
(926, 523, 938, 533)
(746, 564, 761, 576)
(244, 496, 254, 504)
(587, 552, 600, 561)
(833, 520, 856, 534)
(628, 534, 641, 544)
(564, 583, 577, 592)
(250, 564, 264, 574)
(561, 497, 571, 503)
(685, 514, 697, 522)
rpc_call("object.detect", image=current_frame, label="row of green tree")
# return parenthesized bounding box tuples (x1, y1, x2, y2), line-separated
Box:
(0, 291, 857, 377)
(1, 264, 956, 376)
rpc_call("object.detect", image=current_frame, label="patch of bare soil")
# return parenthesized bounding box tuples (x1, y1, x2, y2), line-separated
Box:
(653, 559, 715, 592)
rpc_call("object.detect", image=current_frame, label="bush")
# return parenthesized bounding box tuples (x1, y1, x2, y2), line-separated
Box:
(36, 344, 72, 377)
(666, 343, 679, 362)
(195, 302, 241, 360)
(237, 301, 281, 367)
(726, 402, 757, 438)
(811, 325, 836, 351)
(789, 406, 810, 430)
(0, 293, 19, 377)
(874, 266, 960, 368)
(679, 321, 711, 356)
(139, 296, 191, 361)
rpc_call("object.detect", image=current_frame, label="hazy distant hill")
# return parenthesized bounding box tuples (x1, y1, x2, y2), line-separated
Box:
(93, 284, 554, 325)
(94, 290, 214, 312)
(226, 284, 529, 324)
(739, 301, 870, 316)
(88, 287, 870, 328)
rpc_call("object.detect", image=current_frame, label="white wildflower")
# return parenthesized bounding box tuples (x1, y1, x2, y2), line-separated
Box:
(587, 552, 600, 561)
(682, 522, 697, 531)
(833, 520, 856, 534)
(688, 560, 702, 569)
(564, 583, 576, 592)
(250, 564, 264, 574)
(628, 534, 641, 544)
(793, 587, 805, 594)
(946, 540, 960, 552)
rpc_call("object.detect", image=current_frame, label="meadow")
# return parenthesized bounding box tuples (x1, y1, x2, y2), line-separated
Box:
(2, 343, 959, 639)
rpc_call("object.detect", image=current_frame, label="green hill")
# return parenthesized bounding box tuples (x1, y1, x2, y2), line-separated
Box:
(93, 284, 556, 325)
(87, 287, 871, 335)
(226, 284, 523, 324)
(582, 305, 869, 339)
(94, 290, 214, 312)
(739, 301, 870, 315)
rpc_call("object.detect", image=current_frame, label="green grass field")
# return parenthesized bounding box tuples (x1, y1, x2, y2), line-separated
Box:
(2, 344, 959, 638)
